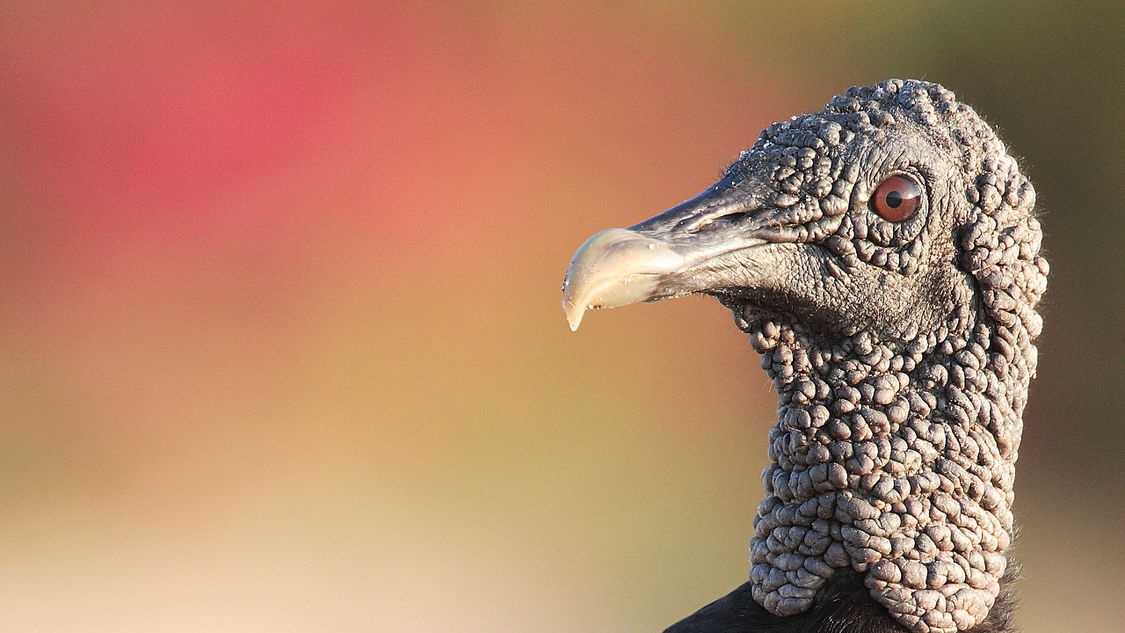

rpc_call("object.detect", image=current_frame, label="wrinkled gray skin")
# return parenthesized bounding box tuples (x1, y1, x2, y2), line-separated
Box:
(561, 80, 1047, 633)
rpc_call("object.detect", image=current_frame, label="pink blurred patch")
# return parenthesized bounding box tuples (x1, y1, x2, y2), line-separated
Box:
(1, 5, 375, 220)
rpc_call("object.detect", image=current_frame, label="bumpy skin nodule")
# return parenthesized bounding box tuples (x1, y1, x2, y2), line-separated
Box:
(720, 81, 1048, 633)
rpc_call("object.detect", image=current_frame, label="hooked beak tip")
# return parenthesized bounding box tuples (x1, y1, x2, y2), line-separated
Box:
(564, 301, 584, 332)
(561, 281, 585, 331)
(559, 228, 684, 331)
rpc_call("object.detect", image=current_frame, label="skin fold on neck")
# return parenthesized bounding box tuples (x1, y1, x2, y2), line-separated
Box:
(730, 299, 1035, 633)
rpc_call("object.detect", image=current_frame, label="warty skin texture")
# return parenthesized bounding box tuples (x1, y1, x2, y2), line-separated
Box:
(561, 79, 1047, 633)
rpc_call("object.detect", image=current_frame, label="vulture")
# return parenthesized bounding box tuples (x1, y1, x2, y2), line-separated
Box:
(561, 79, 1047, 633)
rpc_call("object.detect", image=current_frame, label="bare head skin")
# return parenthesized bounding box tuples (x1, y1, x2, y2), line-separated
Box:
(561, 80, 1047, 633)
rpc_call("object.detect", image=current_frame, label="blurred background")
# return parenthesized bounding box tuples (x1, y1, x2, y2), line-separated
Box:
(1, 2, 1121, 632)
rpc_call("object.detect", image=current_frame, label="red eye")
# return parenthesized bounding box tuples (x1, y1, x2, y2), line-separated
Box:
(871, 175, 922, 222)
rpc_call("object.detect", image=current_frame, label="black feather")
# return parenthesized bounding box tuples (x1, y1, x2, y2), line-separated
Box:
(664, 562, 1019, 633)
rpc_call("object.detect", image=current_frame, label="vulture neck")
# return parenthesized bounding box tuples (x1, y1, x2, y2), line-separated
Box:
(735, 307, 1035, 633)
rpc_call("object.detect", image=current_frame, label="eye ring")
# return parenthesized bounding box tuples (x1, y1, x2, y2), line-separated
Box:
(870, 174, 923, 222)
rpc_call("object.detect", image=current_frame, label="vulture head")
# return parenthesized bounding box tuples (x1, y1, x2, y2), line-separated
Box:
(561, 79, 1048, 633)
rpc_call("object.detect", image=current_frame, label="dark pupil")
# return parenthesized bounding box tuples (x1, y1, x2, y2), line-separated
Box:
(885, 190, 903, 208)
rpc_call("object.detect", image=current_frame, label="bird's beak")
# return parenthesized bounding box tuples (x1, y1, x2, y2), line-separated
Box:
(562, 177, 786, 331)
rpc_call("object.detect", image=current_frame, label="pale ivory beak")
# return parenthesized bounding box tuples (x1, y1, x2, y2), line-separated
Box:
(560, 228, 685, 332)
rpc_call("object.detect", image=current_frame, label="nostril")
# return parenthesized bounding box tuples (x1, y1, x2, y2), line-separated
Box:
(692, 210, 755, 233)
(714, 211, 754, 225)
